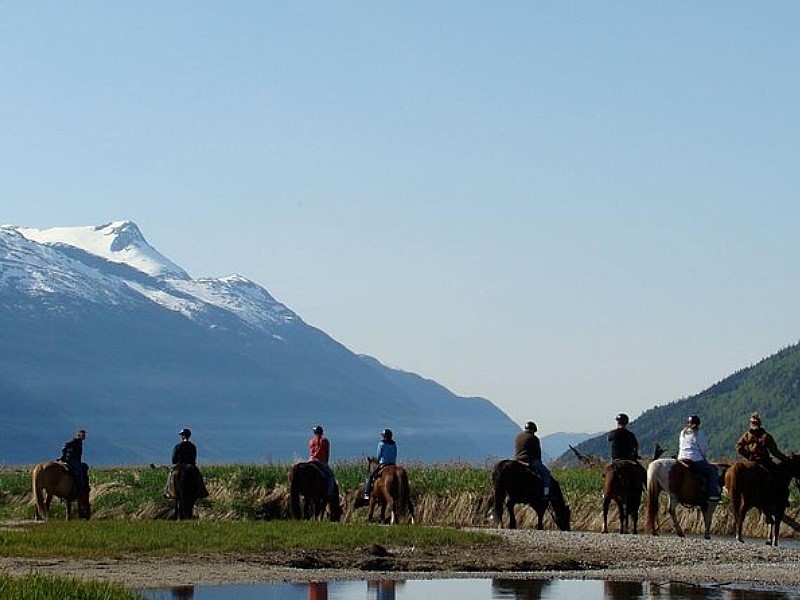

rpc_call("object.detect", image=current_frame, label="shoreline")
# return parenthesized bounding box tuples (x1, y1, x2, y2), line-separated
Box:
(3, 529, 800, 591)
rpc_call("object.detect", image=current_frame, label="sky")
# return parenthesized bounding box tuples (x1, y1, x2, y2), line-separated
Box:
(2, 3, 800, 434)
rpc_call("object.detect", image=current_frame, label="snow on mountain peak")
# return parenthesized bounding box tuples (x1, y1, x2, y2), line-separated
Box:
(16, 221, 189, 279)
(4, 221, 299, 333)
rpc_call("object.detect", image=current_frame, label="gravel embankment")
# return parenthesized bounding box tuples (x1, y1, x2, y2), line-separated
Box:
(2, 528, 800, 591)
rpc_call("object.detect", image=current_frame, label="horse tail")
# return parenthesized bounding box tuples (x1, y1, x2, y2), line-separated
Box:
(491, 462, 506, 526)
(725, 465, 740, 533)
(32, 463, 47, 521)
(550, 478, 571, 531)
(399, 468, 415, 523)
(289, 465, 303, 519)
(645, 460, 661, 534)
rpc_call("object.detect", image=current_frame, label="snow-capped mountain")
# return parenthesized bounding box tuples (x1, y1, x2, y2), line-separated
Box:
(0, 221, 518, 465)
(8, 221, 296, 330)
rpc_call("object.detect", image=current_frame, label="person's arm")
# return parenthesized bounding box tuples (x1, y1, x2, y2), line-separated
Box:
(734, 433, 749, 459)
(766, 434, 788, 462)
(698, 431, 710, 460)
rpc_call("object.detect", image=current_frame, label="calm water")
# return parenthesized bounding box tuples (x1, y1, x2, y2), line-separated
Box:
(142, 578, 800, 600)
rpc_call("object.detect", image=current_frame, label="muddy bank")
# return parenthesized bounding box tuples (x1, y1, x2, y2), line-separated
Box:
(2, 529, 800, 590)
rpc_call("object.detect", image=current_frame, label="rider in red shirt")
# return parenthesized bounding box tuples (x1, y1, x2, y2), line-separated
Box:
(309, 425, 336, 497)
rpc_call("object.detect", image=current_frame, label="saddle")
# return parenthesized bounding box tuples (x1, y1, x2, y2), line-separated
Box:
(672, 460, 709, 503)
(55, 460, 86, 499)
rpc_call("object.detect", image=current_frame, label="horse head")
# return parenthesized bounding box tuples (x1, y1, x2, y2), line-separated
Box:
(785, 452, 800, 483)
(554, 503, 571, 531)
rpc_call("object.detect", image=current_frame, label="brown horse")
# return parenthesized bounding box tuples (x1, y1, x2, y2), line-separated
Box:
(31, 461, 90, 521)
(725, 453, 800, 545)
(491, 459, 571, 531)
(602, 460, 646, 534)
(361, 456, 415, 524)
(288, 462, 342, 521)
(168, 464, 208, 520)
(645, 458, 728, 539)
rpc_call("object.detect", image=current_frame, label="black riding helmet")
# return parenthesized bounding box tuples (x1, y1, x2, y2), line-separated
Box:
(615, 413, 629, 425)
(179, 428, 191, 438)
(381, 428, 393, 440)
(313, 425, 323, 435)
(687, 415, 700, 426)
(524, 421, 537, 432)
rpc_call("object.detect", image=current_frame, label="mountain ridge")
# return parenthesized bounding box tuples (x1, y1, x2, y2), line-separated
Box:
(0, 221, 519, 465)
(563, 341, 800, 464)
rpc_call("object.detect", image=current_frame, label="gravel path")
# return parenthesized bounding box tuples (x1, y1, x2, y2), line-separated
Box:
(2, 529, 800, 591)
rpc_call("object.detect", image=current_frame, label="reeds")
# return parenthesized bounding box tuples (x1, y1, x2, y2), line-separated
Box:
(1, 463, 796, 538)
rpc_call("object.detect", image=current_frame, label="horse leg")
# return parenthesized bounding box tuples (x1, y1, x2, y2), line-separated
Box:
(667, 496, 684, 537)
(630, 494, 641, 535)
(702, 502, 717, 540)
(506, 500, 517, 529)
(601, 495, 612, 533)
(770, 509, 783, 546)
(66, 500, 73, 521)
(618, 499, 627, 534)
(44, 493, 53, 521)
(734, 505, 747, 542)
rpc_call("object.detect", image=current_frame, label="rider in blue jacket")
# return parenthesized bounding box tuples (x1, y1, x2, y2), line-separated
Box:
(362, 429, 397, 499)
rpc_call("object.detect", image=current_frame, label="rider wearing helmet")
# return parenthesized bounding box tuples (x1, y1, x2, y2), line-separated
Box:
(308, 424, 337, 497)
(678, 414, 720, 501)
(514, 421, 551, 498)
(172, 428, 197, 465)
(608, 413, 640, 461)
(361, 428, 398, 500)
(167, 427, 208, 500)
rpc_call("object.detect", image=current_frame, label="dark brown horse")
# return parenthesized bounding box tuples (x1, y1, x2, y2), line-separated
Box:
(31, 461, 90, 521)
(725, 453, 800, 545)
(361, 456, 415, 524)
(288, 462, 342, 521)
(491, 459, 570, 531)
(168, 464, 208, 520)
(645, 458, 728, 539)
(602, 460, 646, 534)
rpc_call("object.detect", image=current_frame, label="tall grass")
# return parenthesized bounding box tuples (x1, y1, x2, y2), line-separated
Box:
(2, 462, 798, 537)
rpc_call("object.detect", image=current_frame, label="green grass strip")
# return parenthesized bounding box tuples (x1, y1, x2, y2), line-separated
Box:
(0, 573, 144, 599)
(0, 520, 495, 559)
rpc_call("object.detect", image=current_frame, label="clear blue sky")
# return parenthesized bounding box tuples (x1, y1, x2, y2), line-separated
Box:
(3, 3, 799, 434)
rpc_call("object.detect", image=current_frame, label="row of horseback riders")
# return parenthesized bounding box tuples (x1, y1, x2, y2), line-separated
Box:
(512, 410, 787, 505)
(55, 410, 785, 515)
(56, 424, 395, 508)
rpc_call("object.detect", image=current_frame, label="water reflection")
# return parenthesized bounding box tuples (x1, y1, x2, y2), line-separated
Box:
(143, 578, 800, 599)
(492, 578, 551, 598)
(308, 581, 328, 600)
(368, 579, 405, 600)
(169, 586, 194, 600)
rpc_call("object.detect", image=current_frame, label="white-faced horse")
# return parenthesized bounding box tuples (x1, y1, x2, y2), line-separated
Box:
(646, 458, 728, 539)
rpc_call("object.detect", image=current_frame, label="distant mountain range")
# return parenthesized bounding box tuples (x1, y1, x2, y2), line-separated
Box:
(565, 342, 800, 464)
(0, 221, 521, 465)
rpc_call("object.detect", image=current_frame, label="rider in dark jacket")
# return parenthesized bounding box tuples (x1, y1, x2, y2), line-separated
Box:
(167, 428, 207, 500)
(60, 429, 88, 493)
(514, 421, 551, 498)
(172, 428, 198, 465)
(608, 413, 640, 460)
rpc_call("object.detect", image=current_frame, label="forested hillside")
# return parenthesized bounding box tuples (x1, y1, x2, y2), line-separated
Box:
(566, 341, 800, 462)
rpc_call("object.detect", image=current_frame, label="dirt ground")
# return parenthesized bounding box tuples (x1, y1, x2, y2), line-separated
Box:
(3, 528, 800, 592)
